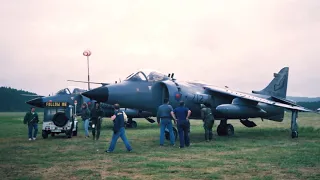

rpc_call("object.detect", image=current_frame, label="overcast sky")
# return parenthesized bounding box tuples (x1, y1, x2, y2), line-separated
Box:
(0, 0, 319, 97)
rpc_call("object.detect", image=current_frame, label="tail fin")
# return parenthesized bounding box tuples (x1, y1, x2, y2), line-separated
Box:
(252, 67, 289, 98)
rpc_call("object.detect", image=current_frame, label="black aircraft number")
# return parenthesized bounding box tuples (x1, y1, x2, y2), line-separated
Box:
(192, 94, 204, 103)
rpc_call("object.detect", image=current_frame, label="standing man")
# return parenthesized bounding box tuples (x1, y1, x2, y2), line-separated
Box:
(106, 103, 132, 153)
(80, 102, 90, 138)
(200, 104, 214, 141)
(91, 102, 104, 140)
(23, 107, 39, 141)
(172, 101, 191, 148)
(157, 98, 176, 147)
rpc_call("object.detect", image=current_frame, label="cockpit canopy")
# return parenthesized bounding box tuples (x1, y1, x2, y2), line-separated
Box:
(125, 69, 170, 82)
(55, 86, 86, 95)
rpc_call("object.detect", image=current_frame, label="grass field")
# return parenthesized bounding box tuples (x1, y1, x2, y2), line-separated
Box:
(0, 112, 319, 180)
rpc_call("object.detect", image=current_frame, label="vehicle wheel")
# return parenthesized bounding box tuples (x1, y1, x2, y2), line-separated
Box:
(131, 121, 137, 128)
(51, 133, 55, 137)
(226, 124, 234, 136)
(66, 131, 72, 138)
(42, 130, 48, 139)
(73, 127, 78, 136)
(291, 131, 298, 138)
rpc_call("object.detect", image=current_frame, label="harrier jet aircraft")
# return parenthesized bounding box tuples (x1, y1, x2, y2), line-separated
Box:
(25, 86, 155, 128)
(82, 67, 317, 138)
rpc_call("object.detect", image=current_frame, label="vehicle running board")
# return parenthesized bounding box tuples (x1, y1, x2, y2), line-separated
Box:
(240, 119, 257, 128)
(145, 117, 155, 123)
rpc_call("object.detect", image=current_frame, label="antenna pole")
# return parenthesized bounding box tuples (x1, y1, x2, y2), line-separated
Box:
(87, 56, 90, 90)
(83, 50, 92, 90)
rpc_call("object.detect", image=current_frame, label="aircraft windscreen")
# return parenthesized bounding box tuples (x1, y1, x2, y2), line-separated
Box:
(146, 71, 169, 82)
(125, 72, 147, 81)
(68, 86, 86, 94)
(126, 69, 169, 82)
(55, 88, 70, 95)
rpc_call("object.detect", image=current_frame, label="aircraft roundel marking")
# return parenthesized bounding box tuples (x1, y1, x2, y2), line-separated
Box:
(174, 92, 182, 101)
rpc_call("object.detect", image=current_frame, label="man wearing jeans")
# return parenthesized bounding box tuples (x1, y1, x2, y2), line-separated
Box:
(106, 103, 132, 153)
(80, 103, 90, 138)
(172, 101, 191, 148)
(23, 107, 39, 141)
(157, 98, 176, 147)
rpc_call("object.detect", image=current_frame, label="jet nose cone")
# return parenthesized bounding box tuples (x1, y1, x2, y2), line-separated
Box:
(26, 97, 44, 108)
(82, 86, 109, 102)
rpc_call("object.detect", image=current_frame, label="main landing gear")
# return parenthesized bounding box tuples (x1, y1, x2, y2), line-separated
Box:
(217, 120, 234, 136)
(125, 118, 137, 128)
(165, 127, 178, 141)
(125, 117, 156, 129)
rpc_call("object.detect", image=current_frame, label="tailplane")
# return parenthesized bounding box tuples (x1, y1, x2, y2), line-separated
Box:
(252, 67, 289, 98)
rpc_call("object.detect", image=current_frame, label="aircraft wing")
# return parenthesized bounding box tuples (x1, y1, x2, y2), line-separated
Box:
(21, 94, 44, 97)
(204, 85, 315, 112)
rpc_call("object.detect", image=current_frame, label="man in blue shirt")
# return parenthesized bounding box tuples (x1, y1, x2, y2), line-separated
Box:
(106, 103, 132, 153)
(172, 101, 191, 148)
(157, 98, 176, 146)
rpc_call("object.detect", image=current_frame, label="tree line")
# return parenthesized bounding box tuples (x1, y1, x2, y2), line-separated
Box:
(0, 86, 319, 112)
(0, 87, 39, 112)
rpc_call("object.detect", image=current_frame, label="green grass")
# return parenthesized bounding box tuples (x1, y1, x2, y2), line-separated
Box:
(0, 112, 319, 179)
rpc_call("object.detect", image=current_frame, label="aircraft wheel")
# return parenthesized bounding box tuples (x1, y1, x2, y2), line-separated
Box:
(165, 127, 178, 141)
(226, 124, 234, 136)
(291, 131, 298, 138)
(42, 130, 48, 139)
(132, 121, 137, 128)
(51, 133, 55, 137)
(217, 125, 227, 136)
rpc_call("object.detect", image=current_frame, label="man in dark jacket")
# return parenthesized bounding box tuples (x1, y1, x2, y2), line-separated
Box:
(79, 103, 90, 138)
(91, 102, 104, 140)
(106, 103, 132, 153)
(23, 107, 39, 141)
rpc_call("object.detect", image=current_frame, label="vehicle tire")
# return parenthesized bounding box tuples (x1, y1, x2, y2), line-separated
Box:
(73, 127, 78, 136)
(51, 133, 55, 137)
(42, 130, 48, 139)
(52, 112, 69, 127)
(66, 130, 72, 138)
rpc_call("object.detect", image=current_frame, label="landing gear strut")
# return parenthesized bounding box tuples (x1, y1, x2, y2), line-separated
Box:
(291, 110, 298, 138)
(125, 118, 137, 128)
(217, 120, 234, 136)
